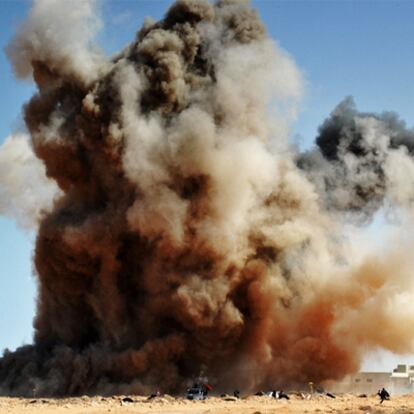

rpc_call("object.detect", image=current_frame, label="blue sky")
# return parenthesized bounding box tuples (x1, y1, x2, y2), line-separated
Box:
(1, 0, 414, 370)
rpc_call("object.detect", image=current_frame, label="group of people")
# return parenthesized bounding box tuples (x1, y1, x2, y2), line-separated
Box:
(253, 390, 289, 399)
(185, 382, 391, 403)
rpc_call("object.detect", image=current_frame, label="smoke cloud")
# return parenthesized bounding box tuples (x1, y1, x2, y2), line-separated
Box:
(1, 0, 414, 397)
(299, 97, 414, 221)
(6, 0, 105, 84)
(0, 133, 60, 229)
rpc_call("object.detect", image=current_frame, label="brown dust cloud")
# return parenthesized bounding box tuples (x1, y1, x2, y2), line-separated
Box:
(1, 0, 414, 397)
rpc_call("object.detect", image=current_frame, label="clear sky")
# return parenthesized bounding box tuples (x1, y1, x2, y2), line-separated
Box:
(1, 0, 414, 371)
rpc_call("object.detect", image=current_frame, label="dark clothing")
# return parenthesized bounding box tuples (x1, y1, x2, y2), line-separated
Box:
(378, 388, 390, 403)
(271, 390, 290, 400)
(279, 391, 290, 400)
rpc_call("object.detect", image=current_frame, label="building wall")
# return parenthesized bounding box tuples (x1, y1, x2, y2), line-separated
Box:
(330, 372, 390, 395)
(330, 371, 413, 395)
(389, 376, 412, 395)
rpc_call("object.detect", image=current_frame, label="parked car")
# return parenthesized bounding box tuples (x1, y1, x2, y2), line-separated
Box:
(186, 386, 207, 400)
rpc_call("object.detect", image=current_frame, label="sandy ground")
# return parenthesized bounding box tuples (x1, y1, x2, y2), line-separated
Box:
(0, 394, 413, 414)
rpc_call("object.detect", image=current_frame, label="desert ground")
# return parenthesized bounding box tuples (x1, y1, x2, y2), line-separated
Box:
(1, 393, 414, 414)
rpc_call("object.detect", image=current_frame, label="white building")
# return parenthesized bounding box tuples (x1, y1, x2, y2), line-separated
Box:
(330, 364, 414, 395)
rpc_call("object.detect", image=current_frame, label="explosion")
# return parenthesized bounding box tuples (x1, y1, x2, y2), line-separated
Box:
(1, 0, 414, 396)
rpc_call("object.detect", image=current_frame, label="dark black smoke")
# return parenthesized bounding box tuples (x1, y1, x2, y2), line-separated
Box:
(299, 97, 414, 220)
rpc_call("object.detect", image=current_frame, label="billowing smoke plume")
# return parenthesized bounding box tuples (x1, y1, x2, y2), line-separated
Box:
(1, 0, 414, 397)
(0, 133, 60, 228)
(299, 97, 414, 221)
(6, 0, 105, 84)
